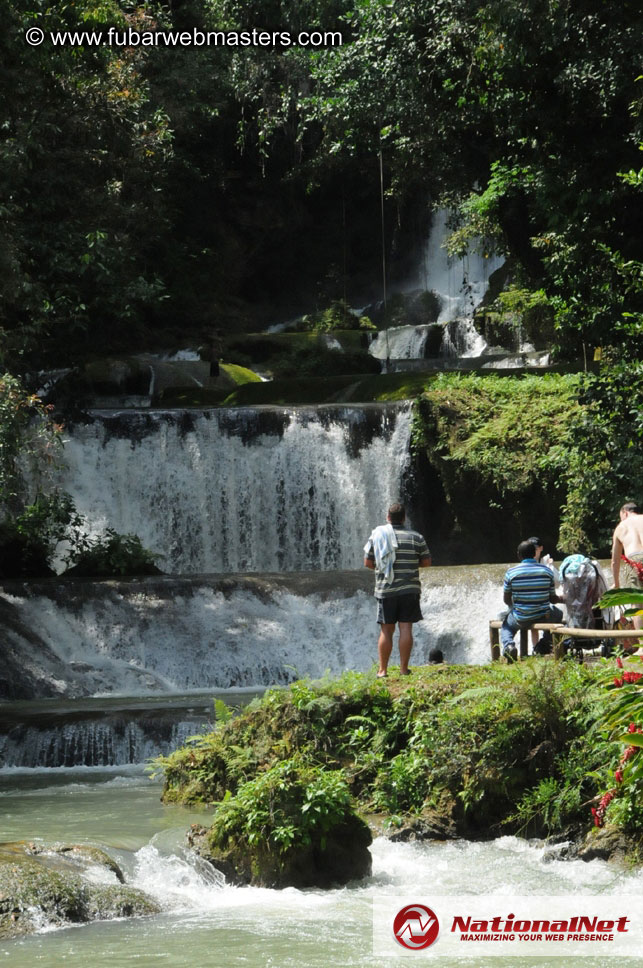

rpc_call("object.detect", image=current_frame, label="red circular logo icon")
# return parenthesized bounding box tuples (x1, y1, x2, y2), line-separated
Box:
(393, 903, 440, 950)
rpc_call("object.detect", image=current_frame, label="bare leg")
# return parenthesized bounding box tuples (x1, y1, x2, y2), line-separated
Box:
(377, 623, 395, 676)
(398, 622, 414, 674)
(530, 628, 539, 650)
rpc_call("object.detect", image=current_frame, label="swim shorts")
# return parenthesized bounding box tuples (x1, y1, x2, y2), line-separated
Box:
(376, 594, 423, 625)
(623, 552, 643, 588)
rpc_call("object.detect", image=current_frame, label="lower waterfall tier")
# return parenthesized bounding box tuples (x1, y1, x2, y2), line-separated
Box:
(1, 567, 507, 701)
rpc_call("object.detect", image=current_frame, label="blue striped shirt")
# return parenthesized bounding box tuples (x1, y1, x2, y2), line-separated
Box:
(503, 558, 555, 622)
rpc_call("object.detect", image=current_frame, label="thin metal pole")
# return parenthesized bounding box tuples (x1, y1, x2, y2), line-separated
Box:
(379, 148, 387, 311)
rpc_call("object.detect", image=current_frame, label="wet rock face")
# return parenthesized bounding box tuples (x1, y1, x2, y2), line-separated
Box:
(576, 825, 643, 867)
(24, 843, 126, 882)
(188, 813, 373, 890)
(0, 842, 160, 939)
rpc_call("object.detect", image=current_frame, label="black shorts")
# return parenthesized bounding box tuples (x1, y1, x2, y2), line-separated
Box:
(376, 594, 423, 625)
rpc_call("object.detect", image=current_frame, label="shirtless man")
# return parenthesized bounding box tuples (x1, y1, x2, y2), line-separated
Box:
(611, 502, 643, 629)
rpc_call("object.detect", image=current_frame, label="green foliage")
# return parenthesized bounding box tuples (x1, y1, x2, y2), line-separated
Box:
(301, 301, 375, 333)
(481, 285, 554, 350)
(63, 528, 161, 577)
(0, 491, 82, 579)
(2, 0, 641, 366)
(559, 355, 643, 553)
(0, 374, 63, 515)
(157, 662, 604, 839)
(587, 647, 643, 833)
(208, 759, 353, 855)
(213, 698, 233, 725)
(411, 371, 581, 555)
(302, 0, 642, 356)
(413, 372, 580, 498)
(2, 2, 173, 367)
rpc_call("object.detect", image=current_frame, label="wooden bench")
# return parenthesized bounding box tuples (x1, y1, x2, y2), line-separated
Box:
(489, 621, 564, 660)
(489, 620, 643, 661)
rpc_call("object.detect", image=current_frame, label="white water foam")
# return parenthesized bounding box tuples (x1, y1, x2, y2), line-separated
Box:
(56, 406, 412, 575)
(369, 324, 433, 360)
(2, 574, 504, 701)
(129, 834, 643, 919)
(440, 317, 489, 358)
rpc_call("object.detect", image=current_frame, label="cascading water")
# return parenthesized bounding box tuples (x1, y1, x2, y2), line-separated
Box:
(55, 404, 412, 575)
(5, 773, 643, 966)
(368, 324, 433, 360)
(413, 208, 504, 323)
(0, 717, 199, 769)
(440, 317, 489, 358)
(0, 566, 507, 704)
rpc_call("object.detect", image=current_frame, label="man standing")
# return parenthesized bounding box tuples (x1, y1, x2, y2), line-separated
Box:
(611, 502, 643, 629)
(364, 502, 431, 677)
(501, 540, 564, 661)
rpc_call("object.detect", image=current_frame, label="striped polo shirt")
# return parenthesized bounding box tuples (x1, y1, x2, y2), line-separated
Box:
(503, 558, 555, 622)
(366, 526, 430, 599)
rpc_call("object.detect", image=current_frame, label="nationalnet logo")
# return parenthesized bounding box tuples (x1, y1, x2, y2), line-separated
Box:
(393, 904, 440, 950)
(373, 896, 641, 958)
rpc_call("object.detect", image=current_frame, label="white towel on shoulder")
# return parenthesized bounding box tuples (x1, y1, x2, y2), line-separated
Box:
(364, 524, 398, 585)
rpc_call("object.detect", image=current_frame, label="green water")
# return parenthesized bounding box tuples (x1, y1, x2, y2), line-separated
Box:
(2, 770, 643, 967)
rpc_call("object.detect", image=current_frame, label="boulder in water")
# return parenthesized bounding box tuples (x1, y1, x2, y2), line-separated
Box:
(0, 842, 159, 939)
(187, 760, 372, 889)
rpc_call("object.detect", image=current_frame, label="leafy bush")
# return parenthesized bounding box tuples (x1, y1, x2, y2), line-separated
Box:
(559, 354, 643, 553)
(209, 759, 353, 855)
(63, 528, 162, 577)
(158, 663, 604, 840)
(0, 374, 63, 517)
(588, 587, 643, 832)
(300, 301, 375, 333)
(0, 492, 82, 578)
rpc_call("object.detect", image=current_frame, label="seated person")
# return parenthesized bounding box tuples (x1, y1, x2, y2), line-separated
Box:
(526, 535, 560, 650)
(501, 540, 564, 661)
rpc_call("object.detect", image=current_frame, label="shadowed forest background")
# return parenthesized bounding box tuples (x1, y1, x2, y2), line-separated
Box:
(1, 0, 642, 563)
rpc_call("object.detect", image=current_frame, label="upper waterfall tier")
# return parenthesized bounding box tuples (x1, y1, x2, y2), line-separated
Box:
(57, 404, 413, 575)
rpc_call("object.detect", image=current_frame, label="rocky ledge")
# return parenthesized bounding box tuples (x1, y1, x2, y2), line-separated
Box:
(0, 841, 160, 940)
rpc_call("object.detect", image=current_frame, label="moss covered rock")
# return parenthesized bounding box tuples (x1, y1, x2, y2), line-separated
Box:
(577, 825, 643, 868)
(25, 843, 126, 882)
(187, 760, 372, 889)
(0, 843, 159, 939)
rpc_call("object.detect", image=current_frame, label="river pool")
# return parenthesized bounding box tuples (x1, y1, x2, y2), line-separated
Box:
(2, 768, 643, 967)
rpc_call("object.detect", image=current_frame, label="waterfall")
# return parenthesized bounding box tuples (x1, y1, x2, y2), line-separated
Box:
(0, 717, 199, 769)
(368, 324, 432, 360)
(56, 404, 412, 575)
(0, 567, 507, 702)
(0, 559, 510, 765)
(415, 208, 504, 323)
(440, 318, 489, 358)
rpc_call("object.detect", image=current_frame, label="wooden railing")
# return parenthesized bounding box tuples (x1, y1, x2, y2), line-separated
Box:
(489, 621, 643, 660)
